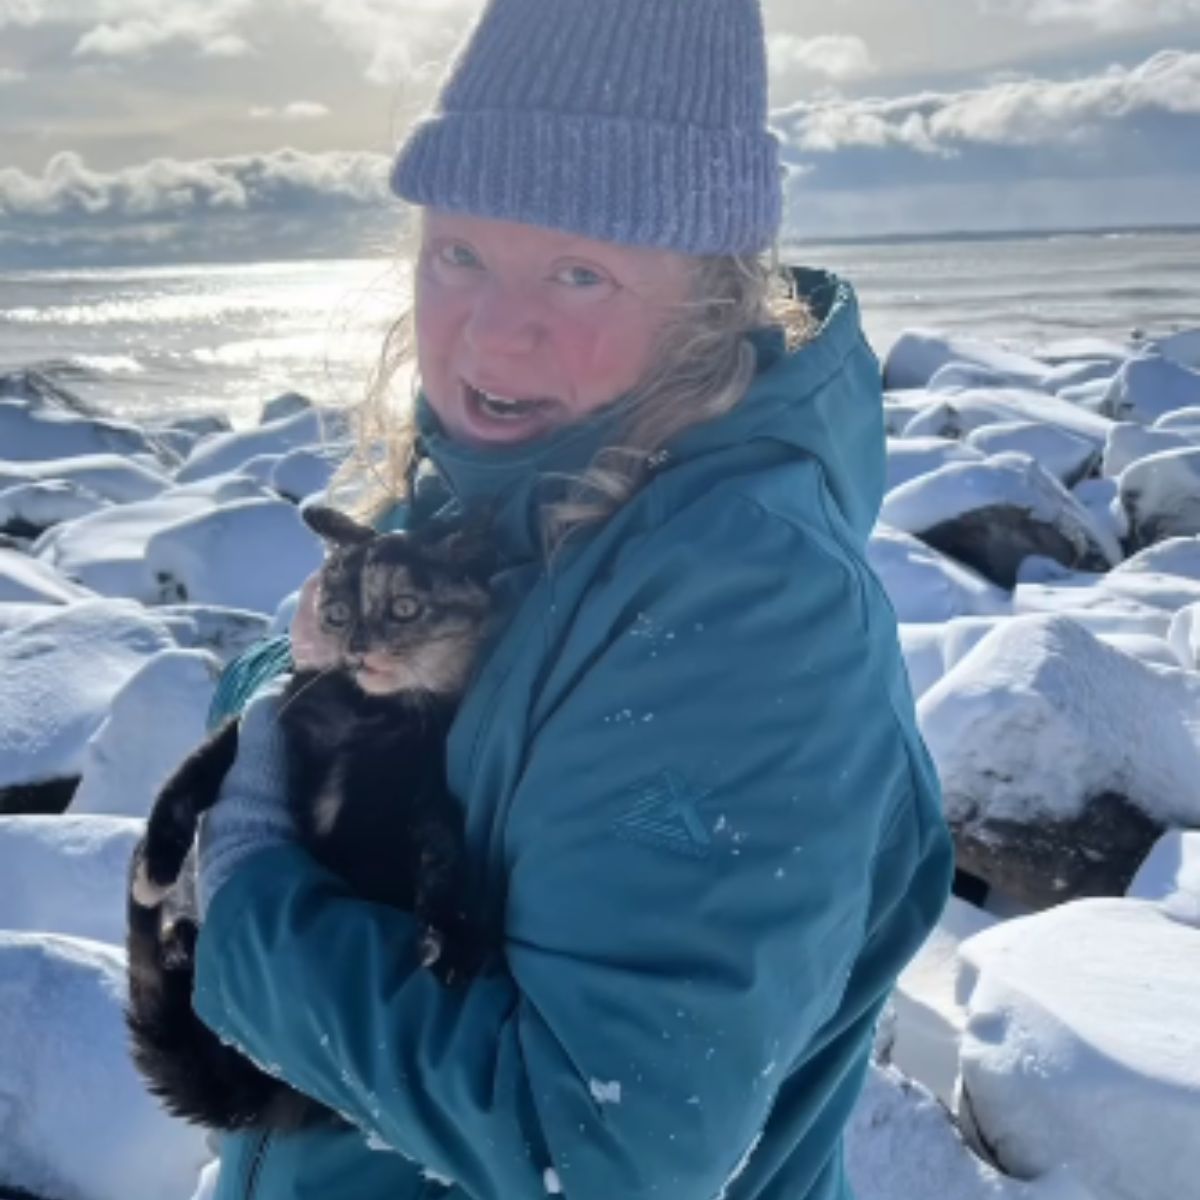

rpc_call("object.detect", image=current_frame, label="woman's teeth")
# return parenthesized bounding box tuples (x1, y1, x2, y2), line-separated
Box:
(468, 383, 548, 420)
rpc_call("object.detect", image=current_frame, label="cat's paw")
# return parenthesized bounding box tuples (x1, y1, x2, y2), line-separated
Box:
(130, 846, 172, 909)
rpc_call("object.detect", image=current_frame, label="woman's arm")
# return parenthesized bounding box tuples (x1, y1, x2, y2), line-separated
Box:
(193, 493, 948, 1199)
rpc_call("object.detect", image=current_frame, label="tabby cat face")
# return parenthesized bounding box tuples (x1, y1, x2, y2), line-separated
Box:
(303, 507, 492, 697)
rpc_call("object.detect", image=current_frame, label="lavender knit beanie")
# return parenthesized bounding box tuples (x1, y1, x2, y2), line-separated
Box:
(390, 0, 782, 256)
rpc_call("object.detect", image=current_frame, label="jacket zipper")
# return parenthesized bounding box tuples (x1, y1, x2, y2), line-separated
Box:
(243, 1130, 272, 1200)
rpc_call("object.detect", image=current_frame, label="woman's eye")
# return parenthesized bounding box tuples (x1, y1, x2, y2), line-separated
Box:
(554, 264, 607, 288)
(390, 595, 423, 622)
(324, 601, 351, 629)
(438, 242, 482, 271)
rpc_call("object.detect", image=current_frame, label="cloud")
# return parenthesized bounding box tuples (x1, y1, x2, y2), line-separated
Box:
(0, 148, 391, 220)
(249, 101, 331, 122)
(0, 66, 27, 83)
(768, 34, 876, 84)
(985, 0, 1200, 31)
(774, 49, 1200, 157)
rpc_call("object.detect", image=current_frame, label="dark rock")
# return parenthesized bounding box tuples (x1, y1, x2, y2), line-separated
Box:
(0, 777, 80, 816)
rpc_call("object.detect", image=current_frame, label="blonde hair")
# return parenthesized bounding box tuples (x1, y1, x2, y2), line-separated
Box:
(329, 226, 816, 556)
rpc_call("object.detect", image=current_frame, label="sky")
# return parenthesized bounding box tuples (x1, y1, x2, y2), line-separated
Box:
(1, 0, 1199, 267)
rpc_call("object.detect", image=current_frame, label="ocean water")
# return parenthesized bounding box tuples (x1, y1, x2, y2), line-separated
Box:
(1, 229, 1197, 430)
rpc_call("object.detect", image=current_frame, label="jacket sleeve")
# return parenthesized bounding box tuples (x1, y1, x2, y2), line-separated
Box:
(192, 494, 923, 1199)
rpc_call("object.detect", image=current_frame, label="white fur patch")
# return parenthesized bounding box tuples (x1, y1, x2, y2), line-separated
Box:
(313, 762, 345, 835)
(132, 859, 170, 908)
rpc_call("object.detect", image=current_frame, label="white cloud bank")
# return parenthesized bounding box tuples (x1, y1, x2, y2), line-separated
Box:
(249, 102, 330, 122)
(988, 0, 1200, 31)
(768, 34, 877, 84)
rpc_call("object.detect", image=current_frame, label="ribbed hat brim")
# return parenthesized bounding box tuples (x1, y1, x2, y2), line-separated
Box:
(391, 109, 782, 256)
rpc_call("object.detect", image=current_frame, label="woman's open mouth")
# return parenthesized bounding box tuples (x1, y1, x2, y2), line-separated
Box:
(459, 380, 560, 441)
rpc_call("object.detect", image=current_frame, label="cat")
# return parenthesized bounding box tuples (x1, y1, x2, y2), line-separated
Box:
(125, 503, 495, 1132)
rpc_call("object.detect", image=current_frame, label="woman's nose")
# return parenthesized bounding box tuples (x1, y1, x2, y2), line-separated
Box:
(464, 282, 542, 357)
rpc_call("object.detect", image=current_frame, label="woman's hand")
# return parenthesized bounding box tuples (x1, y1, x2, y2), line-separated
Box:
(290, 571, 340, 671)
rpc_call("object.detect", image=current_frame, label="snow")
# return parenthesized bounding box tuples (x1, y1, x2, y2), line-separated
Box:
(918, 612, 1200, 829)
(4, 320, 1200, 1200)
(0, 932, 211, 1200)
(0, 546, 95, 604)
(0, 815, 142, 944)
(0, 599, 176, 789)
(71, 648, 220, 818)
(1101, 353, 1200, 424)
(957, 899, 1200, 1200)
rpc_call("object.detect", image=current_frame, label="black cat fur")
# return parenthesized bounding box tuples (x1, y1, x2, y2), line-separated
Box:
(125, 505, 492, 1132)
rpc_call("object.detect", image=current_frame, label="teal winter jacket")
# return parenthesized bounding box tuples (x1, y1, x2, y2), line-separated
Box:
(194, 269, 953, 1200)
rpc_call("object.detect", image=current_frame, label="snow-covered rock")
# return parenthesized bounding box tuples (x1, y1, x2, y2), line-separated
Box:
(901, 388, 1112, 449)
(884, 332, 1052, 392)
(260, 390, 312, 424)
(175, 407, 330, 483)
(1117, 446, 1200, 549)
(0, 600, 176, 798)
(1015, 563, 1200, 619)
(1111, 536, 1200, 581)
(847, 1062, 1094, 1200)
(0, 932, 210, 1200)
(1168, 603, 1200, 669)
(880, 453, 1121, 589)
(868, 527, 1011, 624)
(883, 392, 939, 435)
(144, 497, 323, 613)
(1128, 830, 1200, 925)
(0, 397, 161, 463)
(0, 600, 59, 635)
(1102, 422, 1194, 477)
(0, 478, 111, 537)
(154, 604, 272, 666)
(1154, 405, 1200, 436)
(963, 422, 1099, 488)
(957, 899, 1200, 1200)
(918, 613, 1200, 907)
(0, 547, 95, 604)
(71, 649, 220, 819)
(0, 368, 95, 411)
(271, 445, 344, 502)
(1152, 328, 1200, 369)
(32, 475, 269, 601)
(1035, 337, 1131, 367)
(1101, 353, 1200, 424)
(0, 451, 172, 504)
(0, 815, 141, 945)
(1040, 359, 1118, 393)
(889, 896, 997, 1108)
(1070, 476, 1128, 545)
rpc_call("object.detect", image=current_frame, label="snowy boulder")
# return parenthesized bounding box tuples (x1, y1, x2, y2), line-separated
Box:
(900, 387, 1112, 449)
(72, 649, 220, 819)
(1117, 446, 1200, 549)
(963, 421, 1099, 488)
(271, 445, 345, 502)
(889, 896, 997, 1107)
(32, 474, 268, 601)
(1014, 560, 1200, 619)
(0, 932, 211, 1200)
(0, 547, 94, 605)
(145, 496, 323, 613)
(0, 600, 176, 813)
(885, 437, 985, 494)
(957, 899, 1200, 1200)
(867, 527, 1010, 624)
(1070, 477, 1128, 546)
(1154, 405, 1200, 436)
(883, 392, 940, 435)
(1102, 422, 1194, 477)
(880, 453, 1121, 589)
(899, 617, 1005, 699)
(1169, 603, 1200, 669)
(0, 815, 142, 945)
(1128, 830, 1200, 926)
(175, 406, 329, 483)
(0, 478, 110, 537)
(883, 332, 1051, 392)
(166, 412, 233, 438)
(1152, 328, 1200, 369)
(918, 614, 1200, 908)
(1111, 536, 1200, 582)
(154, 604, 272, 666)
(928, 363, 1025, 392)
(0, 601, 60, 635)
(1035, 337, 1131, 367)
(0, 367, 93, 410)
(0, 397, 161, 464)
(1101, 353, 1200, 424)
(847, 1062, 1093, 1200)
(260, 390, 312, 424)
(0, 452, 171, 505)
(1041, 358, 1118, 393)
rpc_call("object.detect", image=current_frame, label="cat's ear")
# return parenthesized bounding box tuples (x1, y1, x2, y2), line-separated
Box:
(301, 504, 375, 548)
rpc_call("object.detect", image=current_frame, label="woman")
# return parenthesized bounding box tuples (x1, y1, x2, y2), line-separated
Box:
(192, 1, 953, 1197)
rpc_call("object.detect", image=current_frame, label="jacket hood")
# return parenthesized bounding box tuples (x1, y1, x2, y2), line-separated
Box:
(404, 267, 884, 558)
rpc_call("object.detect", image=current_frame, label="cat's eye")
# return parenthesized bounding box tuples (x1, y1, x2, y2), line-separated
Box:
(324, 601, 352, 629)
(390, 595, 423, 622)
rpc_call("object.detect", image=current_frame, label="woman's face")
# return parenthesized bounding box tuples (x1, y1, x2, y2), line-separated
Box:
(415, 210, 693, 448)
